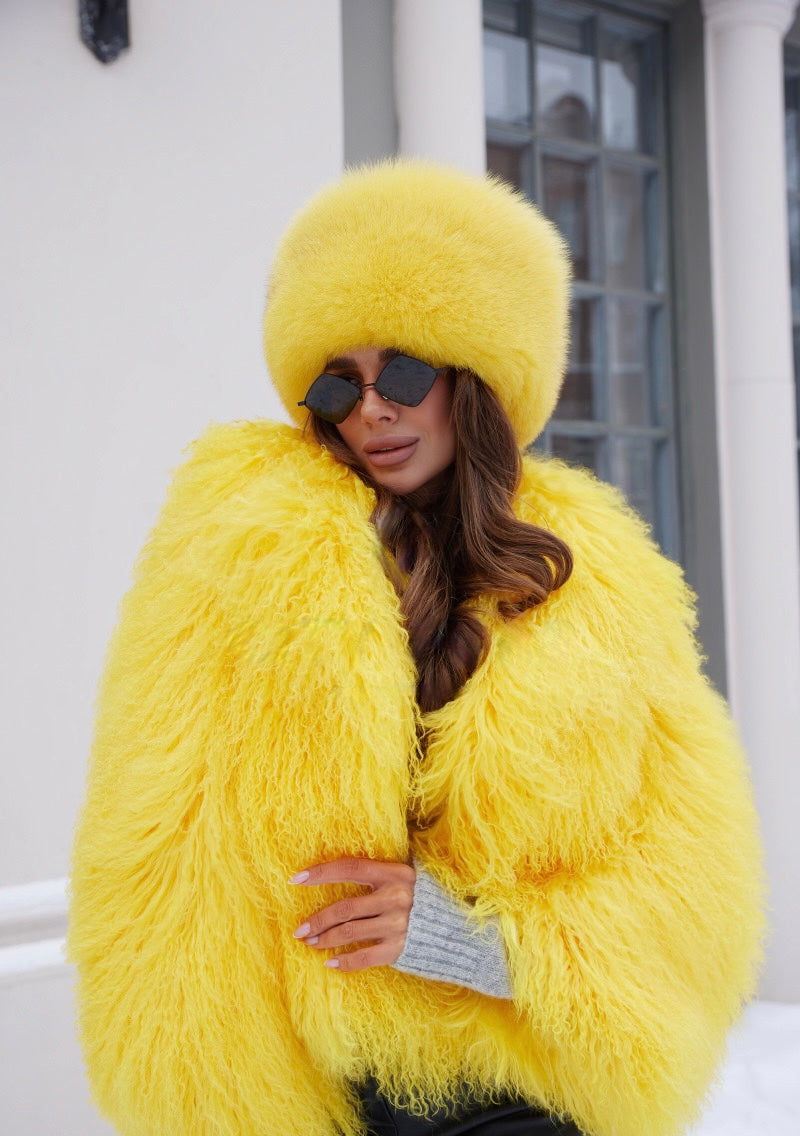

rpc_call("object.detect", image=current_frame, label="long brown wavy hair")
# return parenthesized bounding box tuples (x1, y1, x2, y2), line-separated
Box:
(310, 371, 573, 713)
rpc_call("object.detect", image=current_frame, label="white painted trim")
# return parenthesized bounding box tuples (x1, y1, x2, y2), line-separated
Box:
(0, 937, 67, 986)
(703, 0, 797, 33)
(0, 878, 69, 984)
(0, 877, 68, 948)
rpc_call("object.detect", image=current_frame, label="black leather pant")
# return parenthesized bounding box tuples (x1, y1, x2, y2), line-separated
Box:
(357, 1078, 584, 1135)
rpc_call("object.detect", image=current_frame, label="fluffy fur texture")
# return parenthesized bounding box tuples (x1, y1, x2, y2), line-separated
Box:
(263, 160, 571, 446)
(69, 420, 764, 1136)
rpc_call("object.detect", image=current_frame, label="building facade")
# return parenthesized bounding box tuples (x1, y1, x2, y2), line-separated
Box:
(1, 1, 798, 1131)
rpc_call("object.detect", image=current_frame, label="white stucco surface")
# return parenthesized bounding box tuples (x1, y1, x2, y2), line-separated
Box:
(394, 0, 486, 171)
(0, 0, 344, 887)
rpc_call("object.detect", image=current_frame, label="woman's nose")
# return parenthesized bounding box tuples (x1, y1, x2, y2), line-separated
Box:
(359, 384, 397, 423)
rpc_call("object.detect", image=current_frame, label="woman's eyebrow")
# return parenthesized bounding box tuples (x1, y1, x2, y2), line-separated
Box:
(324, 356, 356, 371)
(324, 348, 398, 370)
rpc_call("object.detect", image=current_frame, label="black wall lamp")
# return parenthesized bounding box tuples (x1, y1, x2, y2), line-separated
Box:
(80, 0, 130, 65)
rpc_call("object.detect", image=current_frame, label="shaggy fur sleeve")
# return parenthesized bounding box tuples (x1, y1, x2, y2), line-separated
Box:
(68, 422, 377, 1136)
(413, 458, 765, 1136)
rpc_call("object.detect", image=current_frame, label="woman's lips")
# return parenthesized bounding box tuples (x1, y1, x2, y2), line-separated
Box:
(363, 439, 419, 467)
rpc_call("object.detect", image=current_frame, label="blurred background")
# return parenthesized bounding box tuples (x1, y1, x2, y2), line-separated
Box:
(1, 1, 798, 1131)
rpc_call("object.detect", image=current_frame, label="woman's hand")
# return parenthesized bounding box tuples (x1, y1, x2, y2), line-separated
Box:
(289, 857, 415, 972)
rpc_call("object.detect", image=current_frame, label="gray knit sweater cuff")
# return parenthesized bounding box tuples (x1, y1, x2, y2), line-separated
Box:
(391, 862, 514, 1000)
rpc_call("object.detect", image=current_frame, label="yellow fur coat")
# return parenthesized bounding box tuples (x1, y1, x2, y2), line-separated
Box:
(69, 419, 763, 1136)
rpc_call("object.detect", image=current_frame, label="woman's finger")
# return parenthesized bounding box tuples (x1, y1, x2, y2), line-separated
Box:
(289, 856, 414, 890)
(324, 942, 401, 973)
(293, 892, 386, 940)
(304, 913, 393, 951)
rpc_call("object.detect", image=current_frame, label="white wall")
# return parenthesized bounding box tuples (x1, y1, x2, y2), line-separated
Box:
(1, 966, 114, 1135)
(0, 0, 343, 886)
(0, 0, 343, 1129)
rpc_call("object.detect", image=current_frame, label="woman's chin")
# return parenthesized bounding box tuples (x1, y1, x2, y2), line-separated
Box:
(372, 462, 455, 500)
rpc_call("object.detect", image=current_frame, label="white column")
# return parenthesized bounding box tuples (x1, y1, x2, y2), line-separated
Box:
(394, 0, 486, 173)
(703, 0, 800, 1000)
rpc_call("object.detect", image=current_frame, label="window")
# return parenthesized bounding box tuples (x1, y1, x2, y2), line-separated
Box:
(484, 0, 679, 556)
(784, 46, 800, 490)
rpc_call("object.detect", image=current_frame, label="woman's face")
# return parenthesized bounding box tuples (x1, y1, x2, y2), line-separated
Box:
(329, 346, 457, 494)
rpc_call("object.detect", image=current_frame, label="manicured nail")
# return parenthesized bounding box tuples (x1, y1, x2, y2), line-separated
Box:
(306, 936, 319, 945)
(289, 870, 309, 884)
(324, 958, 339, 968)
(293, 922, 311, 938)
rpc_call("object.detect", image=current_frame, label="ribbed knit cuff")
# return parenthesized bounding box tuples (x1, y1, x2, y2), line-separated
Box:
(391, 861, 514, 1000)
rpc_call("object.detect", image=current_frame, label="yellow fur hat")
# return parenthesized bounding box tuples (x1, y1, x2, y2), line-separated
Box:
(263, 159, 571, 446)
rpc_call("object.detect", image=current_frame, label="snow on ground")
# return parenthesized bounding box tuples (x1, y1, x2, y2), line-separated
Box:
(689, 1001, 800, 1135)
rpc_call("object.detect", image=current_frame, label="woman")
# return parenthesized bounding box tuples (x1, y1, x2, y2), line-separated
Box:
(69, 160, 764, 1136)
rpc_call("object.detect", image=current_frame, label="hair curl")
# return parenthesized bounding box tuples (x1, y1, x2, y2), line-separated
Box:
(310, 372, 573, 713)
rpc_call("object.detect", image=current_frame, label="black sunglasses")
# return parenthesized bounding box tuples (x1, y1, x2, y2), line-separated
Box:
(297, 353, 448, 424)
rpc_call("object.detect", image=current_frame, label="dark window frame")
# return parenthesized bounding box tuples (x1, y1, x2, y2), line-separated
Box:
(484, 0, 681, 559)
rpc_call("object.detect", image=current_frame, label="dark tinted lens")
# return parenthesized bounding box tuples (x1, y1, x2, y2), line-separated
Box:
(303, 373, 360, 423)
(376, 355, 438, 406)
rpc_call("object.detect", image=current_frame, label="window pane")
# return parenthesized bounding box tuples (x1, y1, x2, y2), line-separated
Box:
(537, 2, 593, 52)
(610, 435, 657, 528)
(487, 141, 530, 192)
(485, 29, 531, 125)
(601, 26, 658, 154)
(554, 297, 603, 421)
(485, 0, 521, 35)
(536, 9, 596, 142)
(483, 1, 676, 554)
(608, 297, 664, 428)
(550, 433, 604, 476)
(606, 162, 661, 292)
(541, 152, 600, 283)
